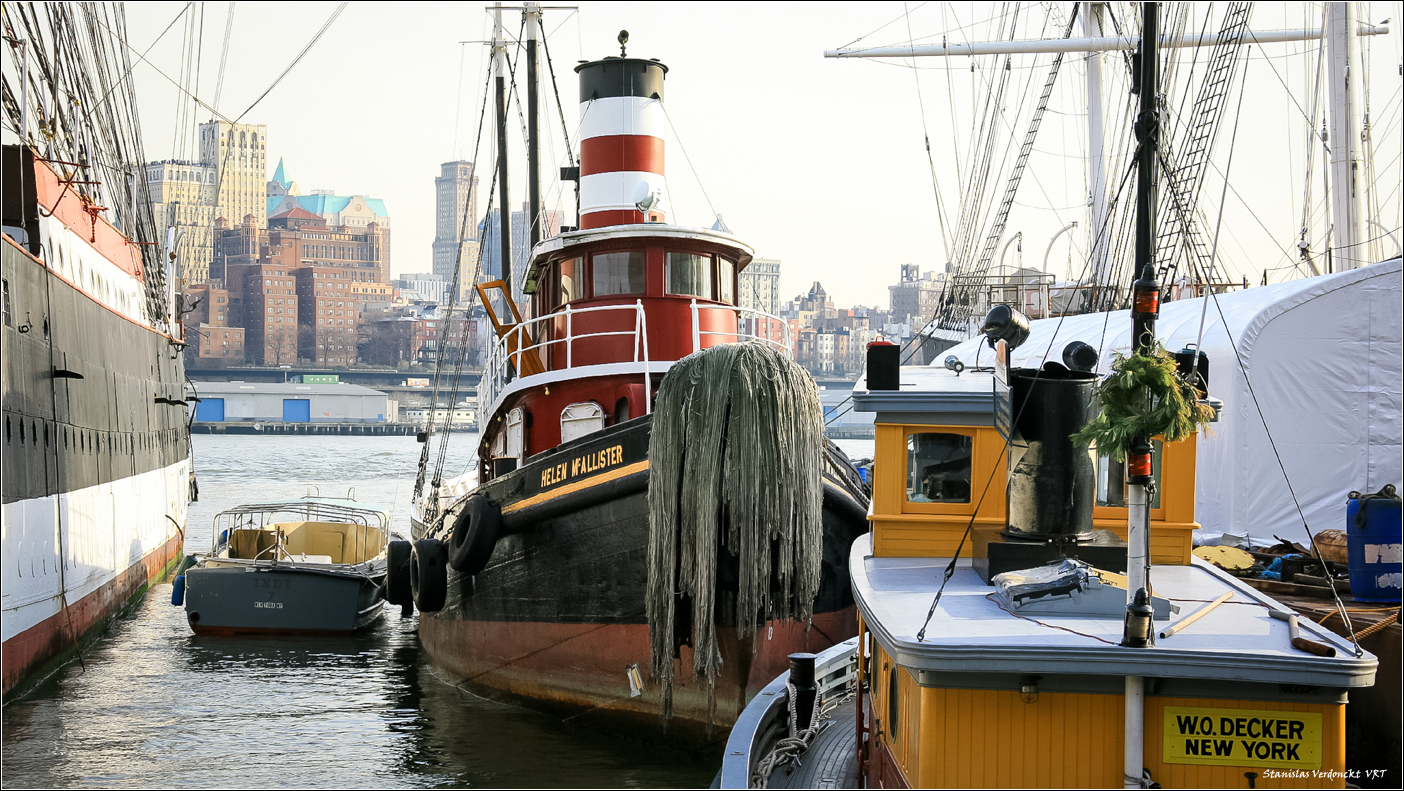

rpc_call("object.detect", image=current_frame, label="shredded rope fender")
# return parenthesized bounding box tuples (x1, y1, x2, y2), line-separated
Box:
(646, 343, 825, 724)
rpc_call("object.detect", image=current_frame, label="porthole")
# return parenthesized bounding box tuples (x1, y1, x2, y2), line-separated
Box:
(888, 663, 899, 743)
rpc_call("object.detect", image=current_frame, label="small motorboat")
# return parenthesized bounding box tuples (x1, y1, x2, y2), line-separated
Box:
(176, 498, 401, 635)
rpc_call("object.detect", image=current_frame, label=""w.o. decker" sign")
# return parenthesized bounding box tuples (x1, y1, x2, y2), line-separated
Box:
(1163, 706, 1322, 769)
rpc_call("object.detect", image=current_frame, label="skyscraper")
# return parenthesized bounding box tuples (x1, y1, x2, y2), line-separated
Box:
(432, 161, 480, 286)
(146, 119, 268, 284)
(479, 202, 563, 302)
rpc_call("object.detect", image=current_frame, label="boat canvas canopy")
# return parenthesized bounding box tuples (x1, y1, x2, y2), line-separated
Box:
(941, 258, 1402, 546)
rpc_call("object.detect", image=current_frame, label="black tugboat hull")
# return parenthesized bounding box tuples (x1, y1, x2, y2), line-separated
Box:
(414, 417, 869, 743)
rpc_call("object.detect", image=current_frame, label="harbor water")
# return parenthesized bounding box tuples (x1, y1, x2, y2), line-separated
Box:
(2, 433, 874, 787)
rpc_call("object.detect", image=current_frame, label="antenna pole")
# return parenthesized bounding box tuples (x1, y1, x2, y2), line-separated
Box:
(493, 3, 513, 302)
(525, 2, 543, 252)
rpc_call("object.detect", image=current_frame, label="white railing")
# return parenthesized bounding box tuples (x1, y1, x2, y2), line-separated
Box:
(481, 300, 794, 418)
(482, 301, 651, 416)
(690, 300, 793, 354)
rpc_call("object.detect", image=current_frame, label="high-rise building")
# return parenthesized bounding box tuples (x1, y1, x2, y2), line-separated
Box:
(145, 120, 267, 284)
(147, 160, 218, 284)
(295, 266, 360, 366)
(480, 202, 563, 302)
(210, 206, 387, 285)
(739, 257, 782, 315)
(432, 161, 480, 287)
(202, 120, 269, 230)
(225, 261, 298, 365)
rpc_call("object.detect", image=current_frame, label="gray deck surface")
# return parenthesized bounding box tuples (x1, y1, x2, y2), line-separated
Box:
(765, 699, 860, 790)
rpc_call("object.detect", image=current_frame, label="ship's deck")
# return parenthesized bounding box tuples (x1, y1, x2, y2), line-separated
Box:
(851, 534, 1377, 688)
(760, 698, 860, 790)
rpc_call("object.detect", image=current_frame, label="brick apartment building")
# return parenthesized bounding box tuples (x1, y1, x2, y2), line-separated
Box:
(295, 267, 360, 366)
(189, 205, 395, 367)
(182, 283, 245, 364)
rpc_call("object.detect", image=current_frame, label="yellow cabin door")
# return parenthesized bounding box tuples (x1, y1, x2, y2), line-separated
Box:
(309, 532, 344, 563)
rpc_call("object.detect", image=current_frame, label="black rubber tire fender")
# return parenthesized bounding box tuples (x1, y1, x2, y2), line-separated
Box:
(410, 538, 448, 613)
(384, 539, 413, 607)
(447, 495, 502, 574)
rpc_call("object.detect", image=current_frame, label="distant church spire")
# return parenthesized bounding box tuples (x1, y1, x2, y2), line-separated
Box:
(271, 157, 291, 188)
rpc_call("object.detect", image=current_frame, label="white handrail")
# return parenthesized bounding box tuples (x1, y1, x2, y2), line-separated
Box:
(481, 300, 792, 417)
(691, 301, 793, 354)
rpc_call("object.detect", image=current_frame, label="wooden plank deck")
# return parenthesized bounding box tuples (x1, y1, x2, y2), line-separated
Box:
(765, 698, 861, 789)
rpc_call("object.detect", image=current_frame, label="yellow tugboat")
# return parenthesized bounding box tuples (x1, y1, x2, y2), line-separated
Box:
(722, 6, 1379, 788)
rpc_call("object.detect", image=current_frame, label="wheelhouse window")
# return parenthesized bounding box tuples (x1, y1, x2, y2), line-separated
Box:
(558, 257, 582, 305)
(667, 252, 712, 299)
(907, 432, 972, 503)
(717, 257, 736, 305)
(592, 251, 645, 296)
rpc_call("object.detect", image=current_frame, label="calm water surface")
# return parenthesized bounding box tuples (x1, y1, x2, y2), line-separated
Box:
(4, 433, 808, 788)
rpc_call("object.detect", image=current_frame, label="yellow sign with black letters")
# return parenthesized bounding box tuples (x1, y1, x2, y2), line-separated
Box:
(1163, 706, 1321, 769)
(540, 444, 624, 489)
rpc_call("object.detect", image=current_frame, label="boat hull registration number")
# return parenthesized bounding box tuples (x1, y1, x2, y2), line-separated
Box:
(1163, 706, 1322, 769)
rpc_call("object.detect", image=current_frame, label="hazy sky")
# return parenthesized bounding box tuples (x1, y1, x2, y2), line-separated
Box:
(125, 2, 1403, 308)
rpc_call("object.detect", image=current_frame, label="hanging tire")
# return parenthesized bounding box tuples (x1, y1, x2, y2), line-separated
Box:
(410, 538, 448, 613)
(384, 539, 413, 607)
(447, 495, 502, 574)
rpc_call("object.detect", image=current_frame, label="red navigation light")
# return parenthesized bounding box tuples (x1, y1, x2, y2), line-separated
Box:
(1133, 286, 1159, 315)
(1128, 452, 1152, 479)
(1132, 264, 1160, 316)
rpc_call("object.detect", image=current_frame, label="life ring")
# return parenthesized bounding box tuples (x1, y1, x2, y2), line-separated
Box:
(410, 538, 448, 612)
(447, 495, 501, 574)
(383, 539, 413, 607)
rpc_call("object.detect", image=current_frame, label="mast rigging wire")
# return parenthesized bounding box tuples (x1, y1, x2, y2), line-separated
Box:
(414, 54, 498, 515)
(904, 1, 953, 262)
(233, 2, 346, 123)
(211, 2, 234, 114)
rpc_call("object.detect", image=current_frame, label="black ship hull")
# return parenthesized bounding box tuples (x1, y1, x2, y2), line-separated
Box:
(413, 416, 870, 743)
(3, 146, 190, 699)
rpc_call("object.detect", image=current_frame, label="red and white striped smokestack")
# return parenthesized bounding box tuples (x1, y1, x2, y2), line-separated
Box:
(575, 53, 669, 229)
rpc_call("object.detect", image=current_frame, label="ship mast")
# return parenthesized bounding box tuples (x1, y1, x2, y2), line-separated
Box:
(492, 2, 513, 301)
(1326, 2, 1366, 270)
(1123, 4, 1159, 788)
(524, 2, 543, 251)
(1084, 2, 1111, 288)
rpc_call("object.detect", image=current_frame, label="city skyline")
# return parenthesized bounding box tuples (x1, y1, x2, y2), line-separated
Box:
(125, 2, 1403, 309)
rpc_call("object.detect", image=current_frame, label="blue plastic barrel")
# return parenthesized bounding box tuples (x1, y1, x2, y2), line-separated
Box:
(171, 575, 186, 606)
(1346, 486, 1402, 602)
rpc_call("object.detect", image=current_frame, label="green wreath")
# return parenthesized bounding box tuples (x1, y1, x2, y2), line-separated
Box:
(1071, 344, 1215, 460)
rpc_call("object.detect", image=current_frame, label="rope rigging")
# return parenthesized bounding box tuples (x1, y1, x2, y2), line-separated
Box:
(413, 56, 499, 520)
(3, 2, 169, 326)
(926, 4, 1079, 342)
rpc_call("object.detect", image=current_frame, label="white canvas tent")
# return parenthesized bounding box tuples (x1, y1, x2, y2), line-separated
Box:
(941, 258, 1402, 546)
